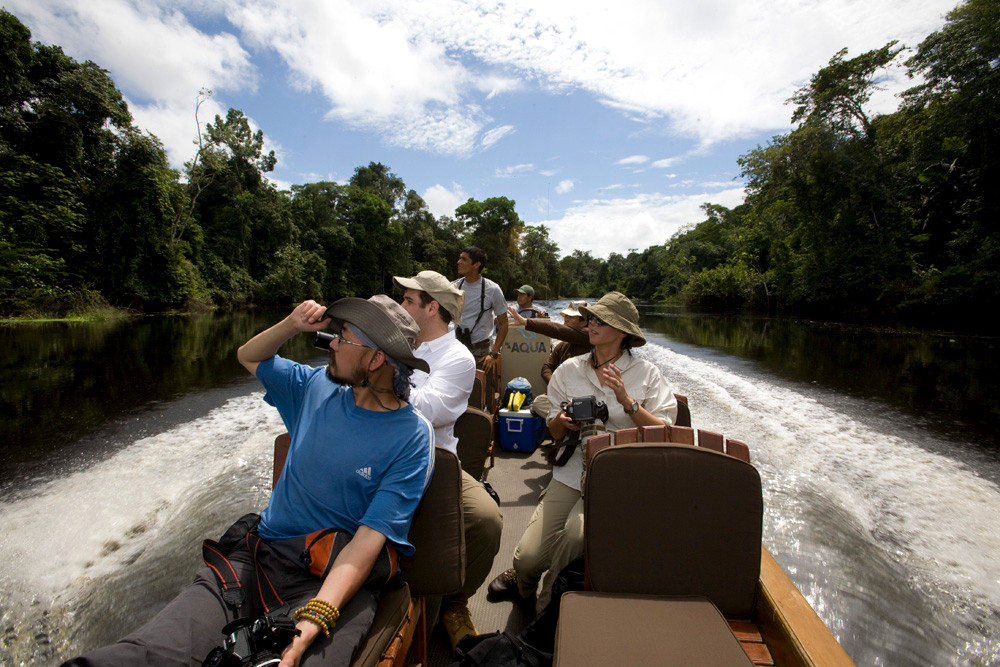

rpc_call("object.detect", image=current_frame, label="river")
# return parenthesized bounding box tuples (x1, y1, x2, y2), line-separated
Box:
(1, 303, 999, 665)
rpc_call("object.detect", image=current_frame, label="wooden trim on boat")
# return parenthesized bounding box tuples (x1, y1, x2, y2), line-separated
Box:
(756, 547, 855, 666)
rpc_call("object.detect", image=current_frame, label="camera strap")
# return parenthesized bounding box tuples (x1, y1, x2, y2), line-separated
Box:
(457, 278, 489, 337)
(202, 513, 286, 615)
(546, 431, 580, 466)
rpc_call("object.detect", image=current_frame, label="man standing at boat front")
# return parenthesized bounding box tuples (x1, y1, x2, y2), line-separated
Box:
(394, 270, 503, 651)
(63, 297, 434, 667)
(454, 246, 508, 411)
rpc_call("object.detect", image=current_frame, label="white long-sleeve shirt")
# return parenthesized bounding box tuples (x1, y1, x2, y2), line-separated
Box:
(409, 329, 477, 455)
(548, 352, 677, 491)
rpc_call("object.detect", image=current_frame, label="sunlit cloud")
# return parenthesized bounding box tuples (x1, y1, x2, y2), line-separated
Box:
(482, 124, 515, 149)
(423, 182, 468, 219)
(544, 186, 747, 259)
(616, 155, 650, 166)
(555, 179, 575, 195)
(652, 157, 680, 168)
(495, 163, 535, 178)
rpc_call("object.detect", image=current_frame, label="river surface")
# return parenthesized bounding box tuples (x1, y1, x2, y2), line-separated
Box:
(1, 303, 999, 666)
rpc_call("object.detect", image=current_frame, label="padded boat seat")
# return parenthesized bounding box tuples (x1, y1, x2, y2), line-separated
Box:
(554, 443, 763, 665)
(554, 593, 753, 666)
(454, 406, 493, 480)
(584, 443, 762, 618)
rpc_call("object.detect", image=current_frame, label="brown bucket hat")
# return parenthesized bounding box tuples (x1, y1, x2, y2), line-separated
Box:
(323, 295, 430, 372)
(579, 291, 646, 347)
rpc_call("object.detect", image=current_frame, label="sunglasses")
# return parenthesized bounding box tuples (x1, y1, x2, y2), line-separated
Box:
(587, 315, 610, 327)
(313, 331, 370, 351)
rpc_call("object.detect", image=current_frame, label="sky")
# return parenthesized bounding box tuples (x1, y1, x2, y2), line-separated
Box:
(6, 0, 957, 259)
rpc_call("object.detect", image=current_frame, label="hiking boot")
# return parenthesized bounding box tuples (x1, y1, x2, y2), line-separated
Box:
(487, 568, 523, 601)
(440, 599, 478, 652)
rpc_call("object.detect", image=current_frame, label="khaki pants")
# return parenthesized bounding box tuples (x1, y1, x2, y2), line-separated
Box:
(456, 469, 504, 600)
(511, 479, 584, 612)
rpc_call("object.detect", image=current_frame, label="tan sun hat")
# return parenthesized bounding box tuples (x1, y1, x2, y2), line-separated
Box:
(323, 295, 430, 372)
(579, 291, 646, 347)
(560, 300, 588, 318)
(393, 270, 465, 321)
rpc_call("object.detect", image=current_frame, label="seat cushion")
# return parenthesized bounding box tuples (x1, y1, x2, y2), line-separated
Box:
(585, 444, 762, 617)
(351, 580, 412, 667)
(554, 592, 753, 667)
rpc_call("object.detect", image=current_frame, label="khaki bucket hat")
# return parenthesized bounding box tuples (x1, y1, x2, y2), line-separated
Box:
(392, 270, 465, 321)
(323, 295, 430, 372)
(579, 291, 646, 347)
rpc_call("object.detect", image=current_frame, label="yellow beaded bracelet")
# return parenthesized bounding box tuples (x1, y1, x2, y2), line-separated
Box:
(294, 607, 330, 637)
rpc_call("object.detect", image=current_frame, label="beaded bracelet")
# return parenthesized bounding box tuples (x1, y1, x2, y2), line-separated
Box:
(294, 598, 341, 637)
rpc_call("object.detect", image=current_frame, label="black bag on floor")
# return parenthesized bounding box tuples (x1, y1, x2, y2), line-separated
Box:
(451, 631, 551, 667)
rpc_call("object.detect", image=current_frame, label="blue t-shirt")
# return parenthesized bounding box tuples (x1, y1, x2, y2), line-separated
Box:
(255, 356, 434, 555)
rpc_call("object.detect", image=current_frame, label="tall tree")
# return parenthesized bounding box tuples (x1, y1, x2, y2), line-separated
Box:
(455, 196, 524, 290)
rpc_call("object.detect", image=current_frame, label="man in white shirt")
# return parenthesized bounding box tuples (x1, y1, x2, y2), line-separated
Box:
(394, 270, 504, 652)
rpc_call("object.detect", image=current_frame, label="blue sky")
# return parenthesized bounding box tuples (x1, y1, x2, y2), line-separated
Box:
(7, 0, 956, 258)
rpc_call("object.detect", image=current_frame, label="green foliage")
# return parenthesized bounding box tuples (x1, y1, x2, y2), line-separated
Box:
(456, 196, 524, 289)
(4, 2, 998, 329)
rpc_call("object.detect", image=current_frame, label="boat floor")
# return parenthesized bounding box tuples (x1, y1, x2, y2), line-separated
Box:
(425, 441, 554, 666)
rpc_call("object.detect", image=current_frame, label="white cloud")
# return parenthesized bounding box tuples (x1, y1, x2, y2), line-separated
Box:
(616, 155, 649, 166)
(423, 183, 467, 219)
(543, 186, 747, 259)
(226, 0, 498, 156)
(652, 157, 679, 169)
(370, 0, 953, 147)
(555, 179, 575, 195)
(495, 163, 535, 178)
(481, 125, 515, 150)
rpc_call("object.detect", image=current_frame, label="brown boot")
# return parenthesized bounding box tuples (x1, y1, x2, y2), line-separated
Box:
(440, 598, 478, 652)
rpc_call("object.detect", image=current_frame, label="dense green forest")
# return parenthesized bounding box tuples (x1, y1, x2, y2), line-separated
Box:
(2, 1, 997, 329)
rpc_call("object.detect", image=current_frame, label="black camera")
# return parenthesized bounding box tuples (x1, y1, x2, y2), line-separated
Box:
(562, 396, 609, 423)
(202, 615, 300, 667)
(313, 331, 335, 351)
(455, 326, 473, 350)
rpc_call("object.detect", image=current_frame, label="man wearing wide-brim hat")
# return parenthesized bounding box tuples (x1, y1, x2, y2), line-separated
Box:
(72, 297, 435, 666)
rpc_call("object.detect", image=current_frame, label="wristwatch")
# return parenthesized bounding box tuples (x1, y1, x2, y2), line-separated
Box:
(489, 351, 499, 359)
(627, 399, 640, 414)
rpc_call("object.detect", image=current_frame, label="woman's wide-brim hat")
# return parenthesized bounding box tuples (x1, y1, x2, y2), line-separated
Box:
(323, 295, 430, 373)
(579, 291, 646, 347)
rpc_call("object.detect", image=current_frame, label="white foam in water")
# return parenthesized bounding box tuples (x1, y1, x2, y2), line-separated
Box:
(0, 393, 284, 598)
(637, 341, 1000, 660)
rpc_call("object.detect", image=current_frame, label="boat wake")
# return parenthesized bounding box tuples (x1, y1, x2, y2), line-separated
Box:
(637, 339, 1000, 666)
(0, 392, 283, 664)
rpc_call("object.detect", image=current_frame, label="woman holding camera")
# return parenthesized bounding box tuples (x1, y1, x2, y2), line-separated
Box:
(488, 291, 677, 611)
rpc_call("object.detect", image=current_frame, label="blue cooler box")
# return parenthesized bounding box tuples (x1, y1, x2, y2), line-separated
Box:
(498, 409, 546, 453)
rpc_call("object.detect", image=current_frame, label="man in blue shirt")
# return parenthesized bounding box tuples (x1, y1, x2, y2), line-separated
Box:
(67, 296, 434, 667)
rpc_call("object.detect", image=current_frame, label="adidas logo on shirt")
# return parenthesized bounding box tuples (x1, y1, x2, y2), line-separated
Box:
(356, 467, 372, 480)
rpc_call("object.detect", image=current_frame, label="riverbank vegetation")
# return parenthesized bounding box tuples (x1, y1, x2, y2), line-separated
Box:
(2, 1, 996, 329)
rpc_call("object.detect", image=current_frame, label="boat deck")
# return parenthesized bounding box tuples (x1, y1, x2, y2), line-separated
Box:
(425, 442, 552, 665)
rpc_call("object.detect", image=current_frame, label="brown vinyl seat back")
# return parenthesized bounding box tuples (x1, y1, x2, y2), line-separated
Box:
(398, 446, 466, 596)
(584, 443, 762, 618)
(674, 392, 692, 428)
(454, 406, 493, 480)
(468, 369, 486, 409)
(272, 436, 465, 596)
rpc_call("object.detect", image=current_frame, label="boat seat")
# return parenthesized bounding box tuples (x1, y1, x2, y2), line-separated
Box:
(454, 406, 493, 480)
(554, 442, 762, 666)
(273, 434, 465, 666)
(468, 369, 486, 410)
(555, 593, 753, 666)
(674, 392, 692, 427)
